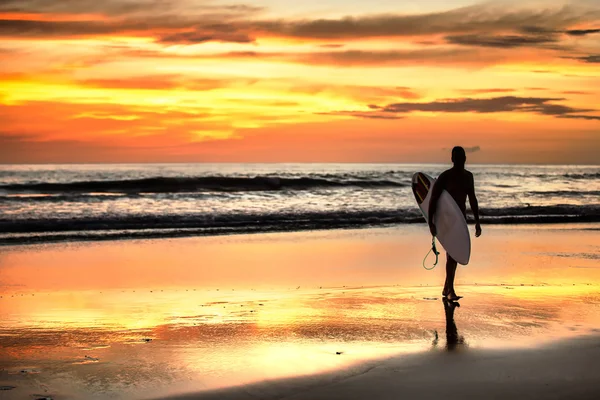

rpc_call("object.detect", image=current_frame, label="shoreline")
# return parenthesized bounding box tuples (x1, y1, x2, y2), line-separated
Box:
(1, 219, 599, 247)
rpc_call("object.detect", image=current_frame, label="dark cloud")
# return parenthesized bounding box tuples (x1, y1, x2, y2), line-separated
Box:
(559, 114, 600, 121)
(0, 0, 264, 17)
(565, 28, 600, 36)
(464, 146, 481, 153)
(0, 1, 261, 44)
(0, 0, 153, 16)
(0, 19, 116, 37)
(570, 54, 600, 63)
(293, 48, 483, 66)
(1, 1, 599, 47)
(380, 96, 573, 114)
(519, 25, 554, 34)
(158, 29, 254, 44)
(514, 24, 600, 37)
(446, 34, 558, 48)
(254, 4, 600, 40)
(0, 18, 256, 44)
(329, 96, 600, 121)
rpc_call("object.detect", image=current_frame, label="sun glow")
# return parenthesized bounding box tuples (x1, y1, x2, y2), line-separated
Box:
(1, 0, 599, 163)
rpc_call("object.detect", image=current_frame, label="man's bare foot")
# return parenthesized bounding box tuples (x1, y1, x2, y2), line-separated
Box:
(446, 292, 462, 301)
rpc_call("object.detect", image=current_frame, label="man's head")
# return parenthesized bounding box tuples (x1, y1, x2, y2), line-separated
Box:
(451, 146, 466, 168)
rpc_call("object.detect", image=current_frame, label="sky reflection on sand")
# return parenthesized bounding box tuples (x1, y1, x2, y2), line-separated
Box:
(2, 285, 600, 399)
(0, 225, 599, 399)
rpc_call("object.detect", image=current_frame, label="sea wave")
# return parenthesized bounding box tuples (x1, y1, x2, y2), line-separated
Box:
(563, 172, 600, 179)
(1, 205, 599, 245)
(528, 190, 600, 197)
(0, 176, 408, 195)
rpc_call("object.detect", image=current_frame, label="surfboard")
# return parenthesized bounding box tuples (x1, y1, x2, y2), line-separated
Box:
(412, 172, 471, 265)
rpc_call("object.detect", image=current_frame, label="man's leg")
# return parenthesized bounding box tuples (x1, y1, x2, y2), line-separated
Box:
(443, 253, 458, 297)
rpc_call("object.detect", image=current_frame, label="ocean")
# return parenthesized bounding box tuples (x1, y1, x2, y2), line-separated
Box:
(1, 163, 599, 245)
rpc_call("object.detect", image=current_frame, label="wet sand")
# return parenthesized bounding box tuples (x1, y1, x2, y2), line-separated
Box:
(0, 224, 599, 399)
(165, 335, 600, 400)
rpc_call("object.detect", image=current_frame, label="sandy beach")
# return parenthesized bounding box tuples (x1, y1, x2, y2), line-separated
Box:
(1, 223, 599, 399)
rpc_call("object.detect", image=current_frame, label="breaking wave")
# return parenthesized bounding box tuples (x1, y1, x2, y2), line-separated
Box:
(2, 205, 599, 245)
(0, 176, 408, 195)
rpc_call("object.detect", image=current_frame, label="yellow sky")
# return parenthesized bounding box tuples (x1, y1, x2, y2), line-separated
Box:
(1, 0, 599, 163)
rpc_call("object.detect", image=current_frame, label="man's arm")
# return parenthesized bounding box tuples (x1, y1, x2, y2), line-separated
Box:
(467, 172, 482, 237)
(428, 173, 445, 236)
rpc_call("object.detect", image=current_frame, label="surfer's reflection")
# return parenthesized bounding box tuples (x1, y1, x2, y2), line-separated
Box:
(433, 298, 467, 351)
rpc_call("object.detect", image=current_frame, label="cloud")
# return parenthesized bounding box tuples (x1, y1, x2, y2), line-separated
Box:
(116, 46, 506, 68)
(0, 18, 256, 44)
(0, 0, 147, 16)
(157, 30, 254, 44)
(0, 19, 115, 37)
(110, 46, 509, 69)
(0, 0, 264, 18)
(558, 114, 600, 121)
(380, 96, 584, 115)
(561, 90, 592, 95)
(459, 88, 515, 95)
(318, 44, 345, 49)
(443, 145, 481, 153)
(1, 1, 599, 47)
(291, 48, 488, 66)
(0, 1, 262, 44)
(253, 4, 600, 40)
(318, 111, 404, 120)
(328, 96, 600, 121)
(565, 28, 600, 36)
(445, 34, 558, 48)
(569, 54, 600, 63)
(76, 75, 230, 90)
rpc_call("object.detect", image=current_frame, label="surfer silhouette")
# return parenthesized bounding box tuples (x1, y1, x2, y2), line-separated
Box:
(428, 146, 482, 301)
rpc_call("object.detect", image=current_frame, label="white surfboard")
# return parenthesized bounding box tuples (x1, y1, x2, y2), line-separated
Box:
(412, 172, 471, 265)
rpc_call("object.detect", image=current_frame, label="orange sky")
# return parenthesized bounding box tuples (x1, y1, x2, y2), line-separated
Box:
(1, 0, 599, 163)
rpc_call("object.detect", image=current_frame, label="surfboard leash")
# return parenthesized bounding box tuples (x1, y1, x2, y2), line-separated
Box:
(422, 237, 440, 270)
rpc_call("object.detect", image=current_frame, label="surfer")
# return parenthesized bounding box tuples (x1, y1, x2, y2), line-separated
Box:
(428, 146, 482, 301)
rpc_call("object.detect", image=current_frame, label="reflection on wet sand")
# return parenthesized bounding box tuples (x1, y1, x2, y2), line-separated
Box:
(1, 225, 599, 399)
(443, 299, 467, 351)
(431, 299, 467, 351)
(2, 285, 600, 399)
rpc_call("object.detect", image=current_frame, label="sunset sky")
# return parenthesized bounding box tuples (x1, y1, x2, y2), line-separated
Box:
(1, 0, 599, 164)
